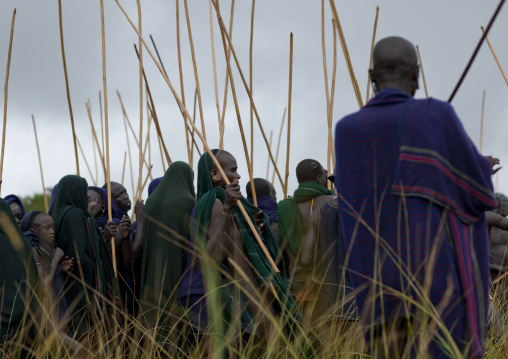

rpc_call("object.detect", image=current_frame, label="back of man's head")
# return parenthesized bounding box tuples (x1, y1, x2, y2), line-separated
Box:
(246, 178, 272, 198)
(296, 159, 325, 184)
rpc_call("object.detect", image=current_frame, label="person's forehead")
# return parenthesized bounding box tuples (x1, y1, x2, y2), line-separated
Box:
(33, 214, 53, 227)
(111, 183, 127, 194)
(220, 153, 237, 167)
(87, 190, 102, 200)
(9, 202, 21, 209)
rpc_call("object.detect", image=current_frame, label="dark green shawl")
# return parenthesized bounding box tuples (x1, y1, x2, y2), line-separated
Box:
(278, 181, 333, 255)
(195, 152, 304, 336)
(0, 198, 39, 345)
(139, 161, 195, 339)
(50, 175, 115, 336)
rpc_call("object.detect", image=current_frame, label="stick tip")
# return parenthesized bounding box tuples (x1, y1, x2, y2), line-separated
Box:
(481, 25, 485, 31)
(376, 5, 379, 10)
(290, 32, 293, 36)
(13, 8, 16, 14)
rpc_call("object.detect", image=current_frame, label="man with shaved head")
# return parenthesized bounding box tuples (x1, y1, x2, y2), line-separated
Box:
(334, 36, 496, 357)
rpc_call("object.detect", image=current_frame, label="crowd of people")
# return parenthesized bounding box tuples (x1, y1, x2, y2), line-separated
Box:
(0, 36, 505, 358)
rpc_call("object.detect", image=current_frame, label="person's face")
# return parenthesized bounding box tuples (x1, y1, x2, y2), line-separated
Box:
(111, 184, 131, 211)
(87, 190, 104, 217)
(316, 166, 327, 187)
(212, 153, 241, 188)
(10, 202, 22, 225)
(32, 214, 55, 246)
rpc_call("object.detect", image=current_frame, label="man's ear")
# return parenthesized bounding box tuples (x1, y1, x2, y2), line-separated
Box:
(369, 69, 377, 93)
(413, 66, 420, 90)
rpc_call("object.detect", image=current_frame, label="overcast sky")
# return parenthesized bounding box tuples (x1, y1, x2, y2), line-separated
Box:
(0, 0, 507, 209)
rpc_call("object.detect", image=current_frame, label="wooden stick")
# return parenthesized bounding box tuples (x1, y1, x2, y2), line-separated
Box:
(272, 108, 286, 184)
(92, 125, 99, 186)
(215, 10, 257, 207)
(416, 45, 428, 98)
(328, 0, 364, 108)
(57, 2, 79, 176)
(448, 0, 506, 102)
(249, 0, 256, 177)
(100, 0, 117, 277)
(150, 34, 192, 166)
(121, 151, 127, 185)
(99, 91, 105, 160)
(137, 165, 153, 202)
(219, 0, 236, 150)
(0, 9, 15, 195)
(114, 0, 280, 273)
(183, 0, 207, 144)
(265, 130, 273, 180)
(156, 128, 166, 172)
(366, 6, 379, 103)
(209, 0, 222, 134)
(480, 90, 486, 153)
(136, 0, 144, 210)
(31, 115, 48, 212)
(326, 19, 338, 189)
(212, 8, 285, 189)
(122, 111, 135, 198)
(76, 136, 96, 186)
(284, 33, 293, 199)
(85, 101, 107, 180)
(190, 89, 202, 157)
(133, 46, 172, 165)
(322, 0, 331, 189)
(117, 89, 153, 172)
(481, 26, 508, 86)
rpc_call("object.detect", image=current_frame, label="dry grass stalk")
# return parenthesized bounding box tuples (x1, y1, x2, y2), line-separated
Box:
(366, 6, 379, 103)
(0, 9, 16, 196)
(285, 33, 293, 199)
(416, 45, 429, 98)
(114, 0, 280, 273)
(481, 26, 508, 87)
(57, 2, 79, 176)
(100, 0, 117, 278)
(31, 115, 48, 212)
(328, 0, 364, 108)
(272, 108, 286, 185)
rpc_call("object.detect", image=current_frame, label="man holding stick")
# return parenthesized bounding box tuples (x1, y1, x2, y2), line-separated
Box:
(334, 36, 496, 358)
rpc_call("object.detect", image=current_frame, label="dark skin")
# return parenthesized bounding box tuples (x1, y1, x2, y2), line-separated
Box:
(10, 202, 23, 225)
(110, 182, 132, 212)
(207, 151, 276, 339)
(89, 188, 133, 272)
(31, 214, 74, 287)
(369, 36, 419, 97)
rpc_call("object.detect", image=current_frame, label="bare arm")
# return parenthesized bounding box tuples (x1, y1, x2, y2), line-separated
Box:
(32, 248, 45, 284)
(486, 211, 508, 230)
(206, 199, 236, 263)
(131, 200, 144, 258)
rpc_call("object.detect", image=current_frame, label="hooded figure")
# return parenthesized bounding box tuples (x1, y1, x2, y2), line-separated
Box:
(0, 198, 39, 345)
(139, 162, 195, 344)
(4, 194, 27, 225)
(50, 175, 115, 337)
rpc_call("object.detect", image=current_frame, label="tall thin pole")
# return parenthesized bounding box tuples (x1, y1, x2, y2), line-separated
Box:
(366, 6, 379, 103)
(183, 0, 207, 144)
(57, 1, 79, 175)
(99, 91, 105, 159)
(136, 0, 144, 207)
(209, 0, 222, 137)
(121, 151, 127, 185)
(249, 0, 256, 172)
(416, 45, 429, 98)
(272, 108, 286, 184)
(480, 90, 486, 153)
(265, 130, 273, 180)
(321, 0, 330, 189)
(86, 101, 106, 180)
(115, 0, 279, 273)
(284, 33, 293, 199)
(0, 9, 16, 195)
(32, 115, 48, 212)
(76, 136, 96, 186)
(481, 26, 508, 86)
(100, 0, 117, 277)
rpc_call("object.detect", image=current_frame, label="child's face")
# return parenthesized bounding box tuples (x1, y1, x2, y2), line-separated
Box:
(32, 214, 55, 246)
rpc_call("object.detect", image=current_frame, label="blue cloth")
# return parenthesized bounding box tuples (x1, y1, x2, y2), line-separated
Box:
(49, 185, 58, 212)
(148, 177, 163, 197)
(88, 186, 120, 229)
(4, 194, 27, 217)
(334, 88, 495, 358)
(247, 196, 279, 225)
